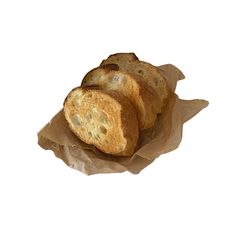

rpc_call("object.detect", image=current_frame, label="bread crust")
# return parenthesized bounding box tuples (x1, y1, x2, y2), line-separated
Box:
(100, 53, 170, 110)
(100, 52, 139, 66)
(81, 65, 161, 130)
(63, 87, 139, 156)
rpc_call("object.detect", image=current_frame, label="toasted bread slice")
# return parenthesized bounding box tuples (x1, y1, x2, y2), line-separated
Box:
(81, 65, 162, 130)
(64, 87, 139, 156)
(100, 53, 169, 109)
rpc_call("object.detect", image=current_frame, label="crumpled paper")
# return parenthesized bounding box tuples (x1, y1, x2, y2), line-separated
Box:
(38, 64, 208, 175)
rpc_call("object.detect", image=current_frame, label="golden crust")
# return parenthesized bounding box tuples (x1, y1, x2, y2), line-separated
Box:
(63, 87, 139, 156)
(100, 53, 170, 110)
(100, 52, 139, 67)
(81, 65, 161, 130)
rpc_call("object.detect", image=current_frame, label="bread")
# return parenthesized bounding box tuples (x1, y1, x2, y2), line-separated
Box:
(63, 86, 139, 156)
(100, 52, 138, 68)
(100, 53, 170, 109)
(81, 64, 162, 130)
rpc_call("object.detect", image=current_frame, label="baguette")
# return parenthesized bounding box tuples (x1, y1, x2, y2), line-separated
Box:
(63, 86, 139, 156)
(100, 53, 170, 109)
(81, 64, 162, 130)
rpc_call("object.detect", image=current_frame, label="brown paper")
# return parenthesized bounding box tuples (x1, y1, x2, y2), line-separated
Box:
(38, 64, 208, 175)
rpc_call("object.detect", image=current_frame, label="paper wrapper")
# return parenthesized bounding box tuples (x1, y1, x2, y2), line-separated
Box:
(38, 64, 208, 175)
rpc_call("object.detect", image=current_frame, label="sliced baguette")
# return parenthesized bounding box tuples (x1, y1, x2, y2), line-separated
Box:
(81, 64, 162, 130)
(63, 86, 139, 156)
(100, 53, 170, 109)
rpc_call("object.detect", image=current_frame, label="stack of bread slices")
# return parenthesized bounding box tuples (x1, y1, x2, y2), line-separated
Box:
(64, 53, 170, 156)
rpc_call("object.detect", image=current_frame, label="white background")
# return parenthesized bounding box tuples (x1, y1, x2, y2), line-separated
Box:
(0, 0, 235, 235)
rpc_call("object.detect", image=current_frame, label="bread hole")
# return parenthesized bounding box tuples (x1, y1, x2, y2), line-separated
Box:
(71, 114, 81, 126)
(100, 116, 108, 124)
(118, 144, 125, 151)
(74, 92, 84, 106)
(75, 98, 82, 107)
(138, 69, 143, 75)
(98, 111, 108, 124)
(111, 75, 120, 82)
(92, 107, 99, 113)
(99, 125, 107, 134)
(76, 91, 83, 97)
(88, 131, 92, 137)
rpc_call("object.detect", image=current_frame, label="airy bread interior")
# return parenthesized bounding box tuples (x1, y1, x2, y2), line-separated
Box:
(100, 53, 169, 109)
(81, 65, 162, 130)
(63, 53, 170, 157)
(63, 87, 139, 156)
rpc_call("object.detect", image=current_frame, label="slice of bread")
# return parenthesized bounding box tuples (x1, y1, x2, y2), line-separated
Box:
(63, 86, 139, 156)
(100, 53, 170, 109)
(81, 64, 162, 130)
